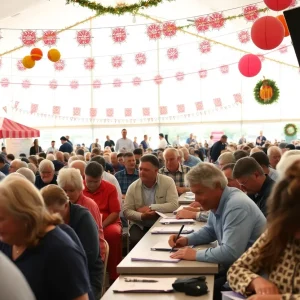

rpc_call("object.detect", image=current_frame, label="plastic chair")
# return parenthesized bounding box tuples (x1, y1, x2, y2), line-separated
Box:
(101, 239, 109, 297)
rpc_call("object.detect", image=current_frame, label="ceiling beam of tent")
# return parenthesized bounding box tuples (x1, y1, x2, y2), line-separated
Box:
(137, 12, 299, 69)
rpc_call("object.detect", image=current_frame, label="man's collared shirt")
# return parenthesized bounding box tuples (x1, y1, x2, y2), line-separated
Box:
(186, 186, 266, 268)
(115, 168, 139, 195)
(159, 164, 190, 187)
(184, 155, 201, 167)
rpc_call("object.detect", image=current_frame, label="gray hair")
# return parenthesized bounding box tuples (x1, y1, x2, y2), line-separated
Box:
(11, 159, 28, 170)
(68, 156, 79, 166)
(39, 159, 54, 172)
(163, 148, 179, 158)
(186, 163, 228, 189)
(250, 147, 263, 155)
(218, 152, 235, 165)
(57, 168, 84, 191)
(277, 151, 300, 177)
(46, 154, 55, 161)
(16, 167, 36, 184)
(267, 146, 282, 156)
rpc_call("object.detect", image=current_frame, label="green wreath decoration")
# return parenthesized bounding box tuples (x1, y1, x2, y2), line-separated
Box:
(66, 0, 174, 15)
(253, 78, 280, 105)
(284, 123, 298, 137)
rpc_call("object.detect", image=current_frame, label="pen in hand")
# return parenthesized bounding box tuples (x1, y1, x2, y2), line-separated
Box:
(170, 224, 185, 253)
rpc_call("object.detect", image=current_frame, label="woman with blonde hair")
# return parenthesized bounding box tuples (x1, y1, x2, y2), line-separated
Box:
(41, 184, 103, 299)
(0, 175, 92, 300)
(227, 159, 300, 299)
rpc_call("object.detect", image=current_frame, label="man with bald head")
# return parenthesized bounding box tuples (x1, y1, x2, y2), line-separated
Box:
(267, 146, 282, 169)
(9, 159, 28, 174)
(159, 148, 190, 195)
(181, 147, 201, 167)
(70, 160, 86, 179)
(110, 152, 124, 173)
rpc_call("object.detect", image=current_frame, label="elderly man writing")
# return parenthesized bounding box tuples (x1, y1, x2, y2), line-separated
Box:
(168, 163, 266, 300)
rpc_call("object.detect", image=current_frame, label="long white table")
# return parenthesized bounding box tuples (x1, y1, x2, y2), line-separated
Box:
(117, 216, 218, 275)
(102, 275, 214, 300)
(178, 193, 195, 205)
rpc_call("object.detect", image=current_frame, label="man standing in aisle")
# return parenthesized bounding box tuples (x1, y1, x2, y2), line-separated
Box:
(158, 133, 168, 149)
(210, 135, 227, 163)
(104, 135, 115, 151)
(59, 136, 73, 154)
(115, 129, 134, 153)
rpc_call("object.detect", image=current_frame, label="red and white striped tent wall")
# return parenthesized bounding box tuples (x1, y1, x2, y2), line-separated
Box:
(0, 118, 40, 139)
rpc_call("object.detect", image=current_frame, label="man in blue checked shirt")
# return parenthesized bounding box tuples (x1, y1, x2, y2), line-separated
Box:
(169, 162, 266, 300)
(115, 152, 139, 199)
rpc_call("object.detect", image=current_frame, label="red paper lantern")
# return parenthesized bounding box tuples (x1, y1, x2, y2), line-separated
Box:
(238, 54, 262, 77)
(251, 16, 284, 50)
(30, 48, 43, 61)
(276, 15, 290, 37)
(264, 0, 292, 11)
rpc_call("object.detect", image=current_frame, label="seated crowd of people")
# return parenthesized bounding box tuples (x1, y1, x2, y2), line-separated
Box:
(0, 129, 299, 300)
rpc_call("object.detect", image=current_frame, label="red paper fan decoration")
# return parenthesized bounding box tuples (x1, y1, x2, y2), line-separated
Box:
(54, 59, 65, 71)
(106, 108, 114, 117)
(209, 12, 225, 30)
(238, 30, 250, 44)
(113, 79, 122, 88)
(112, 27, 127, 43)
(84, 58, 95, 70)
(154, 75, 163, 85)
(195, 16, 209, 33)
(195, 101, 204, 111)
(1, 78, 9, 88)
(22, 79, 31, 89)
(220, 65, 229, 74)
(143, 107, 150, 117)
(243, 5, 259, 22)
(167, 48, 179, 60)
(176, 72, 184, 81)
(76, 30, 92, 46)
(132, 77, 142, 86)
(49, 79, 58, 90)
(43, 30, 57, 47)
(73, 107, 81, 117)
(70, 80, 79, 89)
(160, 106, 168, 115)
(21, 30, 36, 47)
(90, 108, 97, 118)
(162, 21, 177, 37)
(112, 56, 123, 68)
(147, 24, 162, 40)
(52, 106, 60, 115)
(17, 60, 26, 71)
(125, 108, 132, 117)
(198, 69, 208, 79)
(93, 79, 101, 89)
(199, 40, 211, 54)
(177, 104, 185, 113)
(214, 98, 222, 107)
(135, 53, 147, 65)
(234, 93, 243, 104)
(279, 45, 288, 53)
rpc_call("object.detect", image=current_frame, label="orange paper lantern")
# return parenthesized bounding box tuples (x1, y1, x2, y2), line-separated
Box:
(48, 49, 61, 62)
(276, 15, 290, 37)
(30, 48, 43, 61)
(22, 56, 35, 69)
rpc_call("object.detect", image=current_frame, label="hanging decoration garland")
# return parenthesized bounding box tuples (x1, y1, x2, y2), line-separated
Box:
(253, 78, 280, 105)
(66, 0, 174, 15)
(284, 123, 298, 136)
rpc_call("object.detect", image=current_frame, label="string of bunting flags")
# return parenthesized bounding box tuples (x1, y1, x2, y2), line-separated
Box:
(4, 94, 242, 123)
(0, 3, 286, 49)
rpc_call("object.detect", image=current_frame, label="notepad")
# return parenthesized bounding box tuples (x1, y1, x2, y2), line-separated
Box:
(151, 242, 194, 252)
(159, 218, 195, 224)
(151, 226, 194, 234)
(155, 211, 174, 219)
(113, 277, 176, 293)
(184, 192, 195, 199)
(173, 205, 190, 214)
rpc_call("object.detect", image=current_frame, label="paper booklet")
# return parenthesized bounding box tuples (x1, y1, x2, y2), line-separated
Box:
(131, 251, 180, 263)
(173, 205, 190, 214)
(155, 211, 174, 219)
(113, 277, 176, 293)
(151, 242, 194, 252)
(151, 226, 194, 234)
(159, 218, 195, 224)
(184, 192, 195, 199)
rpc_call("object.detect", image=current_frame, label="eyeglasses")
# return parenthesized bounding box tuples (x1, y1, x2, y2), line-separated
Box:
(236, 177, 250, 187)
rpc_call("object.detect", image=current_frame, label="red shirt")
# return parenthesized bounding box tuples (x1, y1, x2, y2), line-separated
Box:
(76, 192, 106, 261)
(83, 180, 121, 222)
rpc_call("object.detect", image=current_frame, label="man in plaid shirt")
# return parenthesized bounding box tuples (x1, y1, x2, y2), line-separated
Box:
(115, 152, 139, 199)
(159, 148, 191, 195)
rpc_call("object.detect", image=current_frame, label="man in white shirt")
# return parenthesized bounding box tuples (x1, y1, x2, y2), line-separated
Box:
(158, 133, 168, 149)
(46, 140, 57, 154)
(115, 129, 134, 153)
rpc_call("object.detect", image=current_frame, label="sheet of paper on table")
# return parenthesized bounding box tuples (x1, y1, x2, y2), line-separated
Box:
(131, 251, 180, 263)
(159, 218, 195, 224)
(151, 226, 194, 234)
